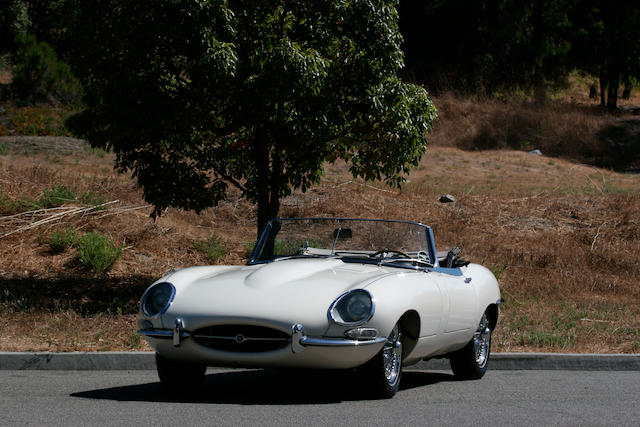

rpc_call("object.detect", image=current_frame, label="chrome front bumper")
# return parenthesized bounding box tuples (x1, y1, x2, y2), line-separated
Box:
(290, 323, 386, 353)
(138, 319, 387, 353)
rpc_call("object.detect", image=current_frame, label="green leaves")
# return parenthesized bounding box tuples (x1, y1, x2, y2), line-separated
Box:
(68, 0, 436, 233)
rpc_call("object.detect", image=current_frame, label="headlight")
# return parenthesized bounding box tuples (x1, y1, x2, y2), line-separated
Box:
(329, 289, 374, 325)
(141, 282, 175, 318)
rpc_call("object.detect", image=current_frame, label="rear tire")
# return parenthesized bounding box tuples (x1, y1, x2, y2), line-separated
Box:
(450, 312, 492, 380)
(360, 323, 403, 398)
(156, 353, 206, 389)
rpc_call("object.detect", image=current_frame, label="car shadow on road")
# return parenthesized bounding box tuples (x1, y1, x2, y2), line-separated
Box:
(71, 369, 456, 404)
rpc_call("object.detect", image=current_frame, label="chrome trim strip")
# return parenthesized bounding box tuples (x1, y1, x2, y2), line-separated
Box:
(192, 334, 289, 342)
(427, 266, 464, 277)
(138, 329, 173, 338)
(138, 328, 191, 340)
(300, 336, 387, 347)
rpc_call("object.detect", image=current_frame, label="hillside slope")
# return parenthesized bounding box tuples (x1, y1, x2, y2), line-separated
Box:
(1, 135, 638, 353)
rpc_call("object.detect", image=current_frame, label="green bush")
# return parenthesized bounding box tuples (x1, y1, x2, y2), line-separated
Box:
(0, 142, 8, 155)
(49, 227, 78, 253)
(39, 185, 76, 208)
(0, 192, 36, 214)
(80, 191, 105, 209)
(12, 34, 80, 104)
(193, 233, 227, 262)
(76, 232, 122, 273)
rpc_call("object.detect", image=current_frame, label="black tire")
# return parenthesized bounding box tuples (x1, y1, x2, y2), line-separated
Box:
(360, 323, 403, 399)
(450, 312, 492, 380)
(155, 353, 207, 389)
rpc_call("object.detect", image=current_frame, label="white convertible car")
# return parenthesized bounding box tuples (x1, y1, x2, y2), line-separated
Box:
(138, 218, 502, 398)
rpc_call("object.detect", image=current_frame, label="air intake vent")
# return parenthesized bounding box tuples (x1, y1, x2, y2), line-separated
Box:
(192, 325, 290, 352)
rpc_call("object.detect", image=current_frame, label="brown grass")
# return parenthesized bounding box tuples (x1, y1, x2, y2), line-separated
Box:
(431, 93, 640, 171)
(1, 97, 639, 354)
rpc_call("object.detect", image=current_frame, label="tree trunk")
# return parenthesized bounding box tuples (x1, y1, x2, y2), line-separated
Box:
(256, 195, 280, 241)
(254, 127, 281, 239)
(606, 47, 619, 112)
(599, 61, 607, 108)
(604, 0, 619, 113)
(532, 0, 546, 106)
(607, 75, 618, 112)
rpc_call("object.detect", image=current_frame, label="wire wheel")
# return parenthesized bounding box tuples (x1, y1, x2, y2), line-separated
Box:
(473, 313, 491, 369)
(383, 324, 403, 387)
(450, 311, 493, 380)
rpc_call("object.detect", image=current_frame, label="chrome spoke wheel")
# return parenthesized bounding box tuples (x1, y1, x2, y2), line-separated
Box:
(383, 324, 402, 386)
(472, 313, 491, 369)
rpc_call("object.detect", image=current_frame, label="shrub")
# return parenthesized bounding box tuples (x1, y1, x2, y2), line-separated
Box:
(76, 232, 122, 273)
(11, 34, 80, 104)
(193, 233, 227, 262)
(40, 185, 76, 208)
(0, 142, 8, 154)
(49, 227, 79, 253)
(9, 105, 74, 136)
(0, 122, 10, 136)
(0, 192, 37, 214)
(80, 191, 106, 209)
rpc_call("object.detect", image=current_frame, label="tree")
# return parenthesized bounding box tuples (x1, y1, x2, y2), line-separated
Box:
(570, 0, 640, 111)
(11, 33, 80, 104)
(398, 0, 573, 99)
(0, 0, 30, 54)
(599, 0, 640, 111)
(67, 0, 437, 236)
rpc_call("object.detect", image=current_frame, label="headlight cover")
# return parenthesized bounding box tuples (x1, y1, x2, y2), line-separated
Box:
(141, 282, 176, 318)
(329, 289, 374, 326)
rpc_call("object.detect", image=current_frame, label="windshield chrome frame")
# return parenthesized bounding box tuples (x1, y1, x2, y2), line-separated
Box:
(247, 217, 439, 268)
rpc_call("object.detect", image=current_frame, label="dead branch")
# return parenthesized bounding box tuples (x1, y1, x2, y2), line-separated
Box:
(590, 222, 606, 251)
(0, 200, 120, 238)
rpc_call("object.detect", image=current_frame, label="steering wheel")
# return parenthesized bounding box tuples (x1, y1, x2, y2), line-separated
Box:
(369, 249, 411, 259)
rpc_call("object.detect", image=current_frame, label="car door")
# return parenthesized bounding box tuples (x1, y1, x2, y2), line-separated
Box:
(431, 269, 478, 333)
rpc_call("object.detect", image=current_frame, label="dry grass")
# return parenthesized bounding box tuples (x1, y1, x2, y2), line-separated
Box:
(431, 94, 640, 171)
(1, 97, 639, 354)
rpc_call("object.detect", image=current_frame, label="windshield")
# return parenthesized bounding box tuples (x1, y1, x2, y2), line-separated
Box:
(249, 218, 436, 267)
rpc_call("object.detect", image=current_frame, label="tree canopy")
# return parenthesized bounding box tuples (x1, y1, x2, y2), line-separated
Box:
(67, 0, 436, 235)
(398, 0, 640, 108)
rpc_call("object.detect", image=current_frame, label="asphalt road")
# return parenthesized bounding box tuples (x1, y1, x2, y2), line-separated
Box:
(2, 368, 639, 426)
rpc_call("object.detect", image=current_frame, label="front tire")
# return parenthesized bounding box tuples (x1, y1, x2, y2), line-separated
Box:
(450, 312, 492, 380)
(360, 323, 403, 398)
(156, 353, 206, 389)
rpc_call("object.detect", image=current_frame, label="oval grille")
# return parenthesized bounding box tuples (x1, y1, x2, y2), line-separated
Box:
(192, 325, 290, 353)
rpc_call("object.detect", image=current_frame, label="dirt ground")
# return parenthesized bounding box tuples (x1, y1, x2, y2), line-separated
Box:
(1, 131, 639, 353)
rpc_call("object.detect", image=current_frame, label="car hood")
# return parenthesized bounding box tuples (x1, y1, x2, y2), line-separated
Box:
(161, 258, 393, 333)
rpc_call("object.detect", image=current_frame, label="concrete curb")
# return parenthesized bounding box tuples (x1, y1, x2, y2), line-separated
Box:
(414, 353, 640, 371)
(1, 352, 639, 371)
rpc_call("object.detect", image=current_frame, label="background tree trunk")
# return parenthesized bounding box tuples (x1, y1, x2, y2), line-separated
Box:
(533, 0, 546, 106)
(599, 61, 607, 108)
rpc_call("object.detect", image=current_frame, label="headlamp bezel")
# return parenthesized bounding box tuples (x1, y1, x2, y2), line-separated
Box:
(328, 289, 375, 326)
(140, 282, 176, 319)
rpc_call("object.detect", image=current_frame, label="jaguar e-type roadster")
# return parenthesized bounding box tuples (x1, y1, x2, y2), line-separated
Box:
(138, 218, 502, 398)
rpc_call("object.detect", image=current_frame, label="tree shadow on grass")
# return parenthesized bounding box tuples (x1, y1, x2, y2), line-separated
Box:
(70, 369, 456, 405)
(0, 275, 153, 315)
(595, 119, 640, 172)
